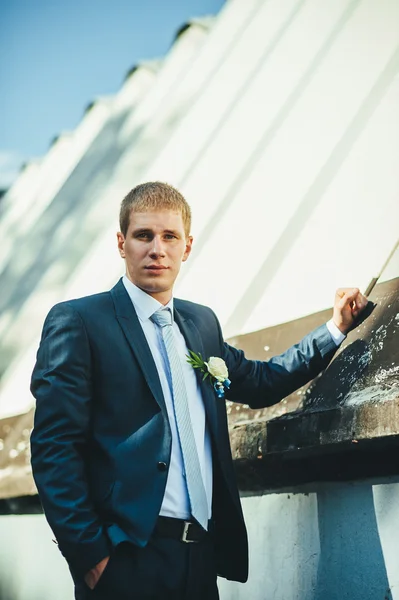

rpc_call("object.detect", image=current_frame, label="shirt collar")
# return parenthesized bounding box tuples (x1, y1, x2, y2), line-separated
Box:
(122, 275, 174, 322)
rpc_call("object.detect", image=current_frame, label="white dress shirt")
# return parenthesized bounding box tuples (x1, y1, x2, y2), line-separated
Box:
(122, 276, 345, 520)
(122, 276, 213, 520)
(326, 319, 346, 345)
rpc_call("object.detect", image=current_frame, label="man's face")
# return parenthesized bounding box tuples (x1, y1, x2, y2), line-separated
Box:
(117, 209, 193, 304)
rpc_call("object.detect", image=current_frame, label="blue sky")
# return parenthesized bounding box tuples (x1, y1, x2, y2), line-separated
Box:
(0, 0, 225, 188)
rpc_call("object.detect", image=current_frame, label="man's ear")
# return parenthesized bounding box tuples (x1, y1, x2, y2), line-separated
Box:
(182, 236, 193, 262)
(117, 232, 126, 258)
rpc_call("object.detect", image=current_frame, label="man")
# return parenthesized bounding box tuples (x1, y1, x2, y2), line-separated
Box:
(30, 182, 368, 599)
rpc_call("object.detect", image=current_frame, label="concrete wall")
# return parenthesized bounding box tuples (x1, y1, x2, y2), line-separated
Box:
(1, 477, 398, 600)
(0, 515, 73, 600)
(219, 477, 399, 600)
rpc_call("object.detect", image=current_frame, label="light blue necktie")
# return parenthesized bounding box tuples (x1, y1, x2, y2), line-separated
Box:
(151, 308, 208, 530)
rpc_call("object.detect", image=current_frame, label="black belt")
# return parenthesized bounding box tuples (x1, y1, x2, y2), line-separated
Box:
(154, 516, 213, 543)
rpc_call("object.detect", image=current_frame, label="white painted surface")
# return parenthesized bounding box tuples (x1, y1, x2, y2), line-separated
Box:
(0, 515, 73, 600)
(219, 479, 399, 600)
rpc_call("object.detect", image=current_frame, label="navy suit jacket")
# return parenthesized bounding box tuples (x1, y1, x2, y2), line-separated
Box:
(30, 279, 337, 582)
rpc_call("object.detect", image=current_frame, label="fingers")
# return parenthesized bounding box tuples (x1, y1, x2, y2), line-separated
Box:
(336, 288, 359, 312)
(335, 287, 368, 315)
(352, 290, 368, 316)
(333, 287, 369, 334)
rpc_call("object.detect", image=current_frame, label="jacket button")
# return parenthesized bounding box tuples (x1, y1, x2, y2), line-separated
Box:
(157, 461, 167, 472)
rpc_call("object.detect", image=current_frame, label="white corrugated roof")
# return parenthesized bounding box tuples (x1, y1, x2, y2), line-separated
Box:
(0, 0, 398, 419)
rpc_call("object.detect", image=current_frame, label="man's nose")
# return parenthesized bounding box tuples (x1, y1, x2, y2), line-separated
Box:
(149, 237, 166, 257)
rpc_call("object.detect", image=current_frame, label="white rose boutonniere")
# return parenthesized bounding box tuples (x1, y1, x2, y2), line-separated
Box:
(186, 350, 231, 399)
(206, 357, 229, 382)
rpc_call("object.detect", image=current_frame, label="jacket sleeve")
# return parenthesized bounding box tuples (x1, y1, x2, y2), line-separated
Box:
(211, 310, 338, 408)
(30, 302, 110, 578)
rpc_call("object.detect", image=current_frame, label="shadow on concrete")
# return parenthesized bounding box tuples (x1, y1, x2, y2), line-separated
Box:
(315, 484, 393, 600)
(0, 564, 16, 600)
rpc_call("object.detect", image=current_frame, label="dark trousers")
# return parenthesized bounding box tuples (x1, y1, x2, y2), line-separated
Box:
(75, 533, 219, 600)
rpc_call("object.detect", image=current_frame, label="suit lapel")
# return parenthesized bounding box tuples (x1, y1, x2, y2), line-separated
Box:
(111, 279, 219, 434)
(111, 279, 166, 414)
(174, 308, 218, 438)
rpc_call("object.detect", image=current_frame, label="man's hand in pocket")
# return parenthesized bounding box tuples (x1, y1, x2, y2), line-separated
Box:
(84, 556, 110, 590)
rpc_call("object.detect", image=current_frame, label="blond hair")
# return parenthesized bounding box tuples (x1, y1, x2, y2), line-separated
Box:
(119, 182, 192, 237)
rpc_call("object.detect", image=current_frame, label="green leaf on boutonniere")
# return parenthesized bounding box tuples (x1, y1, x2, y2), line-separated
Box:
(186, 349, 206, 370)
(186, 349, 207, 375)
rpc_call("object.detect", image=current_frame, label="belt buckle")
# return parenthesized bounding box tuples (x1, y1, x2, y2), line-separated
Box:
(181, 521, 197, 543)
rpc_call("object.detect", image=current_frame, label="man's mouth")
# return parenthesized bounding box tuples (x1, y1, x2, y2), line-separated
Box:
(145, 265, 168, 271)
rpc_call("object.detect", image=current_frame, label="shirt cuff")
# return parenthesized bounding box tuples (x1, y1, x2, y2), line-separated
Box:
(326, 319, 346, 346)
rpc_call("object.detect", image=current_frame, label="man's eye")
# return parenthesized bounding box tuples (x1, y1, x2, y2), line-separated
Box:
(165, 234, 177, 240)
